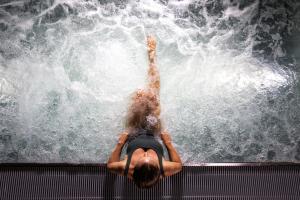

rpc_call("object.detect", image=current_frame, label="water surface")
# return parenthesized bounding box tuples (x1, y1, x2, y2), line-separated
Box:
(0, 0, 300, 163)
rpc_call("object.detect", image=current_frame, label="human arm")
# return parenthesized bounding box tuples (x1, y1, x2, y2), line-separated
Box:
(107, 132, 128, 175)
(147, 35, 156, 64)
(161, 131, 183, 176)
(147, 36, 160, 96)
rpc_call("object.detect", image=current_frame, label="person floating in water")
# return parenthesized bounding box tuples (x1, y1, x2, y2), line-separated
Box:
(107, 36, 182, 189)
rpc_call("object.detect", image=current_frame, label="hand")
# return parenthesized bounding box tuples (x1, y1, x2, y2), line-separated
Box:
(147, 36, 156, 51)
(160, 130, 172, 144)
(118, 132, 128, 145)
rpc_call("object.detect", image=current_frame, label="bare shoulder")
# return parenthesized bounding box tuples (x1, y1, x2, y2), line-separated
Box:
(107, 159, 127, 175)
(162, 159, 182, 177)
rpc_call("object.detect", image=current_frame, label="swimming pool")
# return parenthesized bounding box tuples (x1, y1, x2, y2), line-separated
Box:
(0, 0, 299, 164)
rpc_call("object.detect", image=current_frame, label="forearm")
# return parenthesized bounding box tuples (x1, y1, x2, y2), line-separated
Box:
(165, 142, 182, 164)
(107, 143, 124, 164)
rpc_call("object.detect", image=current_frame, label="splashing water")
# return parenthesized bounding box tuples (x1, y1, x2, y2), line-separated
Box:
(0, 0, 300, 163)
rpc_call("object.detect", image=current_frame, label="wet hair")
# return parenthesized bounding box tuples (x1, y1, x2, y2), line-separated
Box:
(133, 161, 160, 189)
(125, 90, 162, 134)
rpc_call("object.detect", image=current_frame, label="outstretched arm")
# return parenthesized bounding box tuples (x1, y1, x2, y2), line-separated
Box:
(161, 131, 182, 176)
(147, 36, 160, 96)
(147, 36, 156, 64)
(107, 132, 128, 175)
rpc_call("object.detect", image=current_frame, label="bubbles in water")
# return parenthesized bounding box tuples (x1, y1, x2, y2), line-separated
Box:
(0, 0, 299, 163)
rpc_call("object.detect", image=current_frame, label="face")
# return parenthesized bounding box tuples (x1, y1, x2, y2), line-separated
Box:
(133, 152, 160, 188)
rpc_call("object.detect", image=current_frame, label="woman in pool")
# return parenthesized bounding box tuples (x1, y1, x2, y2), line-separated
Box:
(107, 36, 182, 189)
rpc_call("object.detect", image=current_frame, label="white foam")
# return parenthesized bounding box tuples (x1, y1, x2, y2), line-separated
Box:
(0, 0, 297, 163)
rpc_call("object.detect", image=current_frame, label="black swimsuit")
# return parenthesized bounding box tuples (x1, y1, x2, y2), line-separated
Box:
(124, 131, 164, 176)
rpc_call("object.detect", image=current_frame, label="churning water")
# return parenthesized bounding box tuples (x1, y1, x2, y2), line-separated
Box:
(0, 0, 300, 163)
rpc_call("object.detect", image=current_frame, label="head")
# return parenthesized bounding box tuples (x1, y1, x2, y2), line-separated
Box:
(125, 90, 161, 133)
(132, 155, 160, 189)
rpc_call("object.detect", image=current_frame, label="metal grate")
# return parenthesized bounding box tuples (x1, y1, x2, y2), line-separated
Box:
(0, 163, 300, 200)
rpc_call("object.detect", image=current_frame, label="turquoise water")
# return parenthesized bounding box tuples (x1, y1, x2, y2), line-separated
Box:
(0, 0, 300, 163)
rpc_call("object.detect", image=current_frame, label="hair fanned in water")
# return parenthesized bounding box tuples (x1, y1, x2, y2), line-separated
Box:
(125, 90, 161, 134)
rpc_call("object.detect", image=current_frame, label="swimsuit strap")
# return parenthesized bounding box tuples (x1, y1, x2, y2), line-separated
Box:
(158, 153, 165, 176)
(124, 150, 133, 176)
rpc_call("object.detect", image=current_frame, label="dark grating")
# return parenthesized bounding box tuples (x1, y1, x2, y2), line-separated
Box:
(0, 163, 300, 200)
